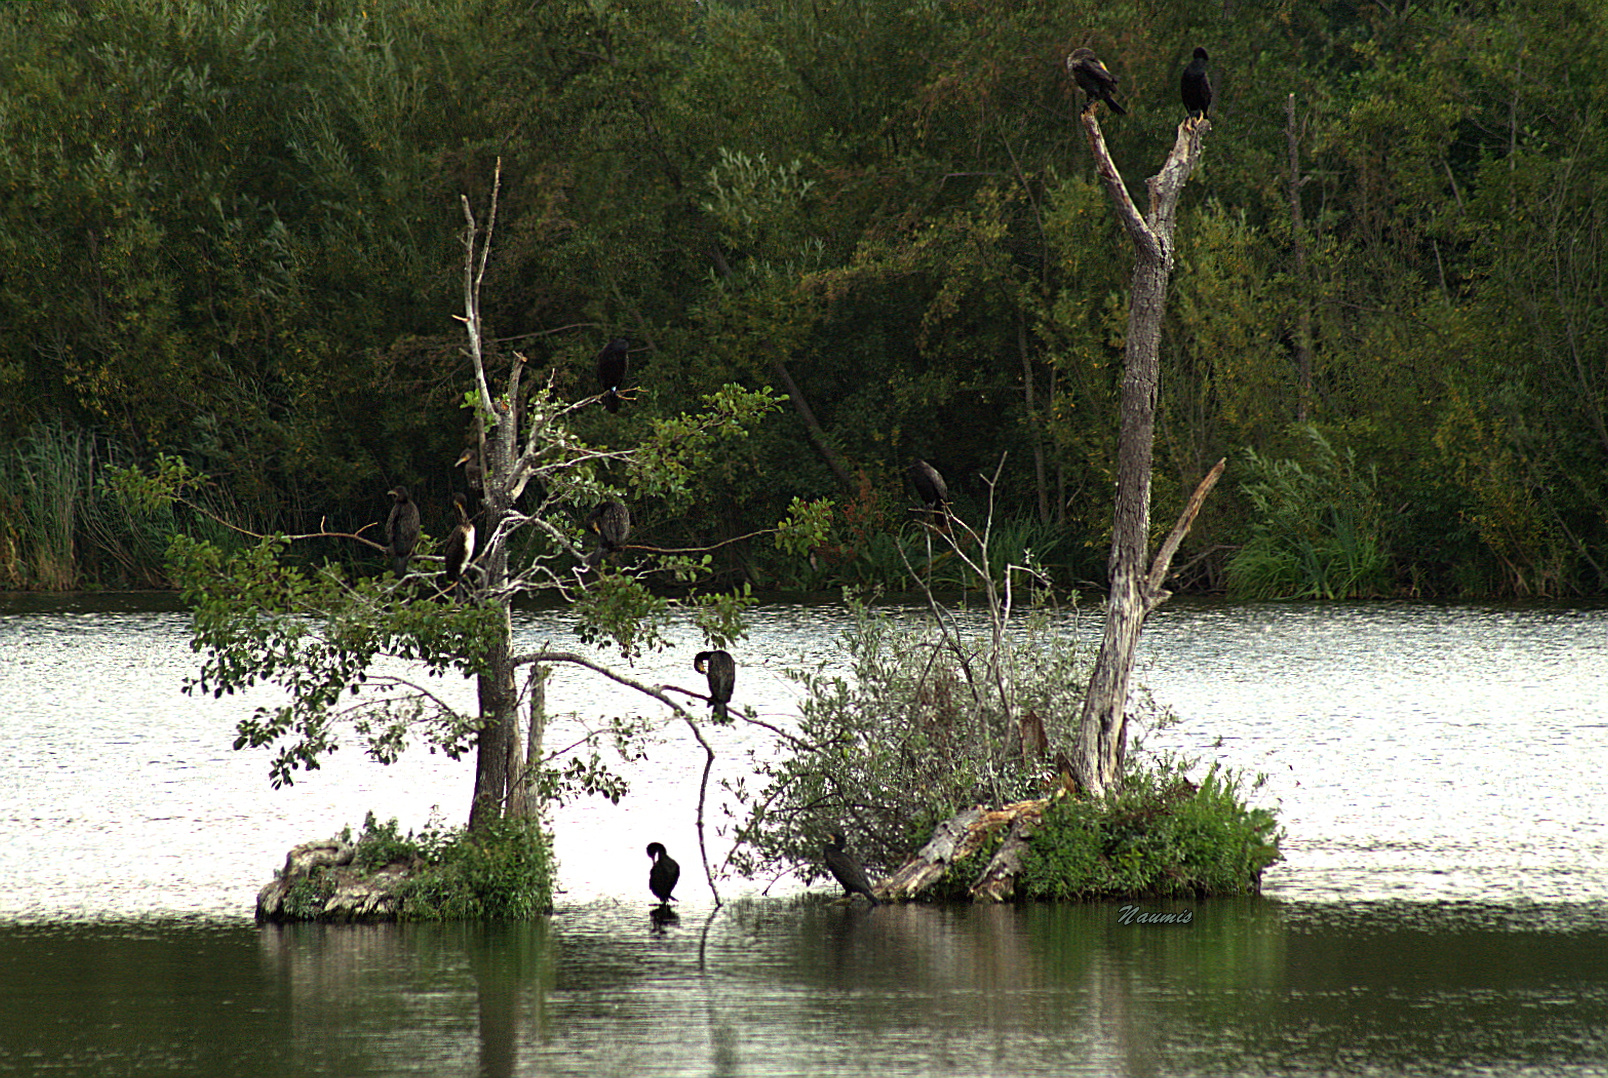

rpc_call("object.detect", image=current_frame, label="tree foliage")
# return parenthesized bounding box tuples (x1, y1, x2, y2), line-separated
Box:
(4, 0, 1608, 597)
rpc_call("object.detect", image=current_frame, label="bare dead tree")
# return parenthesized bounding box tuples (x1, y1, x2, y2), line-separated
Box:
(1070, 108, 1225, 797)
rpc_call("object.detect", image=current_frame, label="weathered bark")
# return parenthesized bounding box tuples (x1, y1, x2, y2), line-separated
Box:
(880, 801, 1049, 901)
(1072, 113, 1215, 798)
(460, 174, 526, 833)
(881, 807, 986, 897)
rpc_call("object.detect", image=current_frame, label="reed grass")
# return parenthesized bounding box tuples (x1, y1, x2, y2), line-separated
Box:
(0, 424, 248, 589)
(1225, 425, 1389, 599)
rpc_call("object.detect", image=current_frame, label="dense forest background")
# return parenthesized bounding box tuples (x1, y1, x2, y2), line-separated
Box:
(1, 0, 1604, 598)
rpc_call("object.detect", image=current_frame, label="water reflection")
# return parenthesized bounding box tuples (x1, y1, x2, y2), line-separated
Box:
(3, 899, 1606, 1077)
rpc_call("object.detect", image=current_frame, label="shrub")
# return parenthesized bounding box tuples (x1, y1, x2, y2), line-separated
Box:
(1018, 760, 1281, 899)
(724, 593, 1154, 885)
(342, 812, 554, 919)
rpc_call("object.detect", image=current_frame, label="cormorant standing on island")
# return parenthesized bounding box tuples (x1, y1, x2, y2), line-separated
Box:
(823, 830, 880, 906)
(647, 842, 680, 905)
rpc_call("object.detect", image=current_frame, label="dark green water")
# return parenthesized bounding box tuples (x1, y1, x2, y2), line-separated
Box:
(3, 900, 1606, 1077)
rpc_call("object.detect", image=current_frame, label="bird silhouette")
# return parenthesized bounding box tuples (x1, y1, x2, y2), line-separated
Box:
(1181, 47, 1213, 123)
(385, 486, 420, 578)
(595, 338, 629, 413)
(823, 830, 880, 906)
(1067, 47, 1127, 116)
(646, 841, 680, 905)
(442, 492, 475, 596)
(694, 650, 736, 721)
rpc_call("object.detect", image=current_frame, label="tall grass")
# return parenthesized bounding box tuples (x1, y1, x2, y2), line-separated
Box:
(0, 424, 247, 590)
(0, 423, 96, 588)
(1225, 424, 1390, 599)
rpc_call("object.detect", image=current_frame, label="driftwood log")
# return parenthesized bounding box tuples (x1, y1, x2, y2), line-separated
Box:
(878, 800, 1053, 903)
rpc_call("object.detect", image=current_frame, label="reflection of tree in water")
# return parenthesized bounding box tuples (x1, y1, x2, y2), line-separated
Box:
(255, 921, 553, 1077)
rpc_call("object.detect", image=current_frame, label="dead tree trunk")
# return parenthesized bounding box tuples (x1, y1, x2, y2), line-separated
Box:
(1071, 112, 1218, 798)
(458, 171, 528, 833)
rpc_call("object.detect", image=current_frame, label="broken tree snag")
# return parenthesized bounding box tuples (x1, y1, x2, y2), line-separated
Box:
(882, 801, 1051, 900)
(1071, 112, 1213, 799)
(969, 801, 1048, 903)
(881, 807, 986, 898)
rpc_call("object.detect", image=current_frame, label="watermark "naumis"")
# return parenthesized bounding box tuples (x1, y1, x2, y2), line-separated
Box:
(1117, 904, 1193, 925)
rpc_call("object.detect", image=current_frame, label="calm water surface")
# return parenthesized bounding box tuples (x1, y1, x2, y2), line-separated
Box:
(2, 595, 1606, 1076)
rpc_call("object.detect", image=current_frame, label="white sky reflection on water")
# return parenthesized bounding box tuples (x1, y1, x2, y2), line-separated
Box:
(2, 597, 1605, 920)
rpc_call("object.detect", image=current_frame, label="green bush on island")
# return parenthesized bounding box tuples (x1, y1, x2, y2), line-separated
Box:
(1016, 761, 1281, 900)
(339, 812, 555, 920)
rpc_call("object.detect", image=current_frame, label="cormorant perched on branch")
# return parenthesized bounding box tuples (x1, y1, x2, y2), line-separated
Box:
(1067, 47, 1127, 116)
(908, 458, 951, 527)
(442, 492, 475, 594)
(646, 842, 680, 905)
(694, 650, 736, 721)
(385, 486, 420, 578)
(823, 830, 880, 906)
(908, 459, 948, 511)
(455, 446, 483, 495)
(585, 500, 631, 568)
(1181, 46, 1213, 122)
(595, 337, 630, 414)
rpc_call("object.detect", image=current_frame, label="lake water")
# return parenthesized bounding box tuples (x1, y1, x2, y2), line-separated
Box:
(2, 594, 1606, 1076)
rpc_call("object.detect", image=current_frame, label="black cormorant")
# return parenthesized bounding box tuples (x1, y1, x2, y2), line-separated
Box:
(646, 841, 680, 905)
(595, 338, 630, 414)
(455, 446, 483, 495)
(913, 456, 945, 527)
(585, 500, 631, 569)
(1181, 47, 1213, 122)
(908, 459, 948, 513)
(823, 830, 880, 906)
(385, 486, 420, 578)
(1067, 47, 1127, 116)
(443, 492, 476, 594)
(694, 650, 736, 721)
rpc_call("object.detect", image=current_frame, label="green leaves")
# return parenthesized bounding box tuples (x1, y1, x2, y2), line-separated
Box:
(170, 531, 504, 786)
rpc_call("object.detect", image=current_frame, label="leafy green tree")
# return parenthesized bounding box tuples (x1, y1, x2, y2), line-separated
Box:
(122, 177, 829, 909)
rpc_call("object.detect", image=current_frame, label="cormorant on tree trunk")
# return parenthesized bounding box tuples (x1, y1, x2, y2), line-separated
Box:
(442, 492, 476, 596)
(1181, 47, 1213, 123)
(1067, 48, 1127, 115)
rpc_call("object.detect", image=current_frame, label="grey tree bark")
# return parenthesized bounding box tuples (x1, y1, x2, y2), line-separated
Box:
(1071, 111, 1222, 797)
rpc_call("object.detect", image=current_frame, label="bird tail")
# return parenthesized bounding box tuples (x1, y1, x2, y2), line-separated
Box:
(1107, 97, 1128, 116)
(603, 390, 620, 414)
(713, 700, 727, 722)
(392, 555, 408, 578)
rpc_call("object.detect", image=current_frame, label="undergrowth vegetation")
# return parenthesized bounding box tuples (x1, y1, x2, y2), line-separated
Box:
(340, 812, 554, 920)
(1017, 761, 1281, 899)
